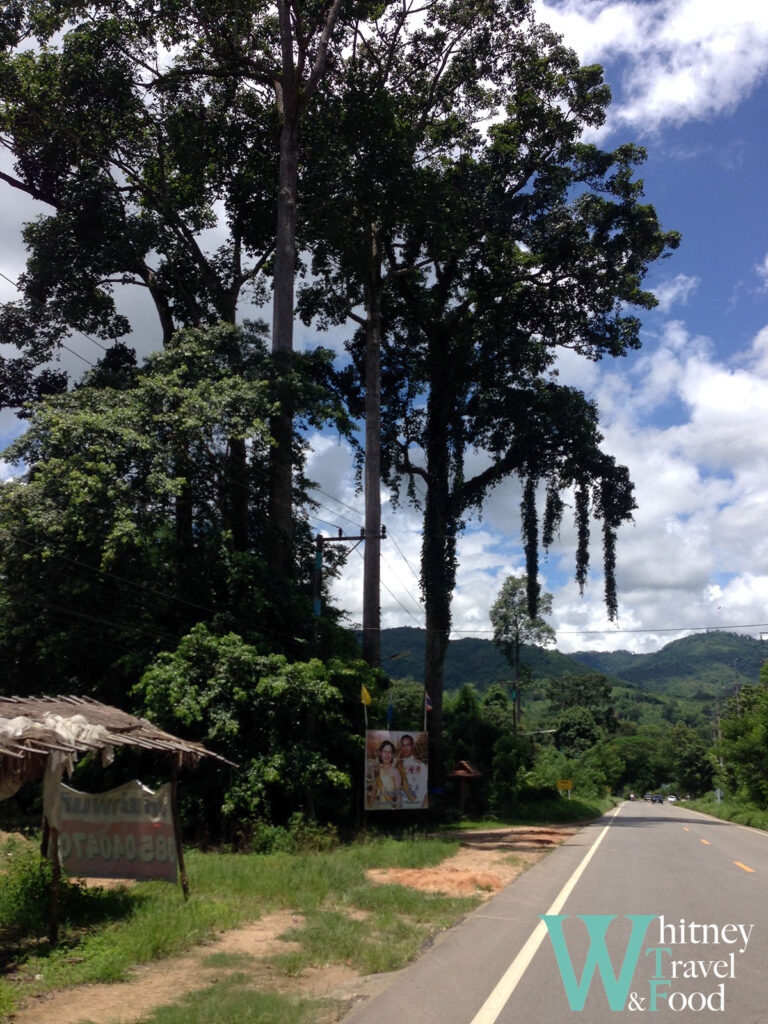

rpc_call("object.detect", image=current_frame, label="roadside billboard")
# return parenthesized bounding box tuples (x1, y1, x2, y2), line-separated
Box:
(57, 780, 177, 882)
(365, 730, 429, 810)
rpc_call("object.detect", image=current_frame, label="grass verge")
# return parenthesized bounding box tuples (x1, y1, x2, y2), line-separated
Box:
(439, 794, 617, 831)
(94, 979, 340, 1024)
(0, 834, 477, 1020)
(686, 795, 768, 830)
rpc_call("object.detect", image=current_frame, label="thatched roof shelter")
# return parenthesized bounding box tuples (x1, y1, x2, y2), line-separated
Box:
(0, 694, 232, 798)
(0, 696, 234, 932)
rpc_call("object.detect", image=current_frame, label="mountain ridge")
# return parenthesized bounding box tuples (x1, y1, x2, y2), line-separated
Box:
(377, 627, 764, 700)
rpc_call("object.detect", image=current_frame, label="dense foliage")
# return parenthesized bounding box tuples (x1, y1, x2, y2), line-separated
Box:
(0, 323, 353, 704)
(135, 624, 386, 834)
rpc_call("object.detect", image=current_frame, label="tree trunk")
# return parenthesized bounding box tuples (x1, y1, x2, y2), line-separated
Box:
(227, 436, 250, 552)
(362, 223, 382, 666)
(223, 331, 250, 554)
(421, 334, 457, 793)
(173, 440, 195, 578)
(266, 0, 346, 580)
(268, 108, 300, 577)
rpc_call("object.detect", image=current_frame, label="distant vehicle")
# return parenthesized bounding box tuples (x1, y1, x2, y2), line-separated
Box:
(651, 794, 664, 804)
(644, 792, 652, 801)
(667, 794, 678, 802)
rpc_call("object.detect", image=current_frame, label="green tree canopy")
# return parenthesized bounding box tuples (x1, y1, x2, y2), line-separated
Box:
(134, 623, 378, 831)
(545, 671, 617, 732)
(554, 706, 602, 756)
(720, 684, 768, 807)
(0, 323, 350, 701)
(661, 722, 713, 797)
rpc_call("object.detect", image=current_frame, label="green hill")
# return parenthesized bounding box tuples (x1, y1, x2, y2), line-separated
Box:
(569, 631, 763, 699)
(378, 626, 587, 690)
(377, 627, 764, 705)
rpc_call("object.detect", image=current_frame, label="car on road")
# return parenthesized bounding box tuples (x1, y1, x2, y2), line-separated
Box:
(667, 794, 678, 802)
(650, 794, 664, 804)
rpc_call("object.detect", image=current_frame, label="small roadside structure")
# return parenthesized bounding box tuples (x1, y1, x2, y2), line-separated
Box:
(447, 760, 483, 813)
(0, 694, 233, 942)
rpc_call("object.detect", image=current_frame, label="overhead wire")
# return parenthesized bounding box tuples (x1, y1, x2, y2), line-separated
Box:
(448, 622, 768, 637)
(0, 269, 109, 354)
(350, 544, 425, 629)
(304, 482, 428, 622)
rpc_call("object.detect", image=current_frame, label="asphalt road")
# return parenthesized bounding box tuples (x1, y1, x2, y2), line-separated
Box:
(343, 802, 768, 1024)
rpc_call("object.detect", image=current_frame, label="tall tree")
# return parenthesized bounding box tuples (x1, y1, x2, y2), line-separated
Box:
(491, 574, 555, 727)
(299, 0, 535, 663)
(295, 8, 678, 778)
(0, 10, 282, 563)
(137, 0, 371, 572)
(0, 1, 369, 579)
(367, 23, 677, 777)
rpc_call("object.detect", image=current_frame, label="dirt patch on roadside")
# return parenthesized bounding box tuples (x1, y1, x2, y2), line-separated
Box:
(5, 825, 575, 1024)
(10, 912, 363, 1024)
(367, 825, 574, 897)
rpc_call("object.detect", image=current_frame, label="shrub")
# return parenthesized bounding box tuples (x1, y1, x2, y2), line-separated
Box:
(245, 814, 338, 855)
(0, 838, 54, 939)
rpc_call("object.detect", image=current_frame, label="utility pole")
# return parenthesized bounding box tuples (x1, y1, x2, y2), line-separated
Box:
(313, 528, 386, 652)
(363, 221, 383, 668)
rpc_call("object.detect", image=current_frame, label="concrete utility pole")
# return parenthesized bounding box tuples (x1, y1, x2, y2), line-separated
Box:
(313, 528, 386, 654)
(363, 221, 383, 669)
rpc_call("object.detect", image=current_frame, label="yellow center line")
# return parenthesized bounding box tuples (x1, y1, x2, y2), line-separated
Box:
(700, 839, 711, 845)
(734, 861, 755, 873)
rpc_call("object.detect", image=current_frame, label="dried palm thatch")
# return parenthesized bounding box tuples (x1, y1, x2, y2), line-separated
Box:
(0, 694, 233, 799)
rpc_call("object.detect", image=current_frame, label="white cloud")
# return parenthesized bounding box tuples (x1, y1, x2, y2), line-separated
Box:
(746, 325, 768, 376)
(754, 254, 768, 291)
(321, 316, 768, 656)
(536, 0, 768, 134)
(652, 274, 700, 313)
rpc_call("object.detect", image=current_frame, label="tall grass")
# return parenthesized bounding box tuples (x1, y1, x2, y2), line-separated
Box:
(440, 794, 616, 830)
(1, 833, 477, 1019)
(686, 794, 768, 830)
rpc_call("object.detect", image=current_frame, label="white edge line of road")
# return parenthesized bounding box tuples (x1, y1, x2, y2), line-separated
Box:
(467, 803, 623, 1024)
(677, 804, 768, 840)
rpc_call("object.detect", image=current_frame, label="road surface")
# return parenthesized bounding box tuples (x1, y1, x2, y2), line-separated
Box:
(343, 802, 768, 1023)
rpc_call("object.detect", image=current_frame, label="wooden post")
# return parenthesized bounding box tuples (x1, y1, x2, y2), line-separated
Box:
(170, 758, 189, 899)
(48, 824, 60, 945)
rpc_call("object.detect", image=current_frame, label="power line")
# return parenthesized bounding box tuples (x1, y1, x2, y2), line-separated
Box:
(387, 527, 421, 583)
(306, 496, 363, 530)
(307, 485, 365, 524)
(352, 545, 425, 629)
(0, 269, 109, 353)
(449, 622, 768, 638)
(380, 550, 425, 615)
(59, 343, 95, 367)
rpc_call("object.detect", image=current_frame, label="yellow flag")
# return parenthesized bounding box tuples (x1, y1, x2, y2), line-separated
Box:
(360, 685, 372, 706)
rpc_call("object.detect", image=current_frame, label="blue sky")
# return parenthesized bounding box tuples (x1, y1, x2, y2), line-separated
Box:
(1, 0, 767, 656)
